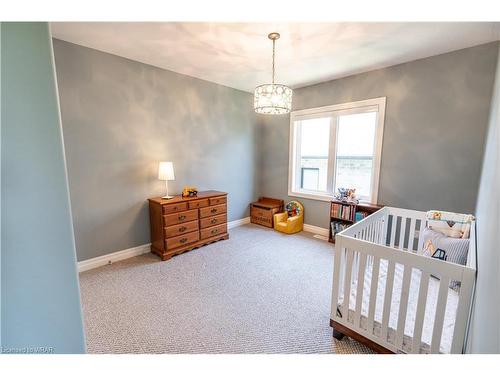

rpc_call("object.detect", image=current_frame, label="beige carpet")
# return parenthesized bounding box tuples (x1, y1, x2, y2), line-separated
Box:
(79, 224, 373, 354)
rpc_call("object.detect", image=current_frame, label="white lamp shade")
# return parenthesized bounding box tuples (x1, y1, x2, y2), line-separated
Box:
(158, 162, 175, 181)
(254, 84, 292, 115)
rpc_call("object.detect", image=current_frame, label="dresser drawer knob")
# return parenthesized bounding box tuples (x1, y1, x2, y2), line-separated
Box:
(211, 229, 218, 235)
(180, 238, 188, 244)
(179, 226, 187, 232)
(210, 208, 217, 214)
(210, 218, 217, 224)
(179, 215, 186, 220)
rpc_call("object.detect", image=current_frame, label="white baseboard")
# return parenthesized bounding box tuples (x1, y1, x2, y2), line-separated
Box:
(78, 243, 151, 273)
(227, 216, 251, 229)
(303, 223, 329, 237)
(78, 216, 251, 272)
(232, 216, 329, 237)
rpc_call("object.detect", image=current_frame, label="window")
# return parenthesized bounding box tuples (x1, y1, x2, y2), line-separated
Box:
(289, 97, 385, 203)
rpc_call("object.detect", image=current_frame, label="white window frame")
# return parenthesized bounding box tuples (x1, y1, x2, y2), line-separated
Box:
(288, 97, 386, 204)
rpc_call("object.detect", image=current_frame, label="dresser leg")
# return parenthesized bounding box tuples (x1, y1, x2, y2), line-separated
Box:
(161, 254, 172, 261)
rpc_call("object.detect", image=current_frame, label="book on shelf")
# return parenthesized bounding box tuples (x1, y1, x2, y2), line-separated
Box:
(330, 221, 350, 238)
(355, 211, 369, 222)
(331, 202, 355, 222)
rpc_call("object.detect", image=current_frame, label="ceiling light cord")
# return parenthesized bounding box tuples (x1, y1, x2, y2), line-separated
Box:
(272, 38, 276, 85)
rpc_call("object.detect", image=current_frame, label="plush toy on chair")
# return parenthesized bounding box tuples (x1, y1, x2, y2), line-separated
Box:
(273, 201, 304, 234)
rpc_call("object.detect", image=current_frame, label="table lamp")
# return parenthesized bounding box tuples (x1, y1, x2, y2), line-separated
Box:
(158, 161, 175, 199)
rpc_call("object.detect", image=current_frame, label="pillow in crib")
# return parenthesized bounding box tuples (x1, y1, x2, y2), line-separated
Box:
(421, 227, 469, 290)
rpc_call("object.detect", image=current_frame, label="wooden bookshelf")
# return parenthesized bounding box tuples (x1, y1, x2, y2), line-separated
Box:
(329, 200, 383, 243)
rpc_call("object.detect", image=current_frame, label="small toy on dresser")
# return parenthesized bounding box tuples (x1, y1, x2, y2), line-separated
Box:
(182, 186, 198, 197)
(334, 187, 358, 204)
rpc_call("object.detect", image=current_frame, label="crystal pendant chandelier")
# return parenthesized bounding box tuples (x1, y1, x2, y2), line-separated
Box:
(254, 32, 292, 115)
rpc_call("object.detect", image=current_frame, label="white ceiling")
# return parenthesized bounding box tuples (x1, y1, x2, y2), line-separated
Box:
(50, 22, 500, 93)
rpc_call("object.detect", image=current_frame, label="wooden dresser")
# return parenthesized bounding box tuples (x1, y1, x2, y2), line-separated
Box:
(148, 190, 228, 261)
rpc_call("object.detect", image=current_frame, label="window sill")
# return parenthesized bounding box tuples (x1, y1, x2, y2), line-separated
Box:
(288, 190, 375, 205)
(288, 190, 333, 202)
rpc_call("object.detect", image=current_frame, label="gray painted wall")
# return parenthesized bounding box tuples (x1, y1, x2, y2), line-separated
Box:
(1, 23, 85, 353)
(53, 39, 260, 262)
(259, 42, 499, 228)
(468, 46, 500, 354)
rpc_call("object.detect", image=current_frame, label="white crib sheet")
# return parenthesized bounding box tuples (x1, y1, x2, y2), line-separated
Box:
(339, 260, 459, 354)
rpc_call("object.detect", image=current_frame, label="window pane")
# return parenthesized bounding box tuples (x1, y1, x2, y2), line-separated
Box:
(298, 117, 330, 192)
(334, 112, 377, 199)
(301, 168, 319, 190)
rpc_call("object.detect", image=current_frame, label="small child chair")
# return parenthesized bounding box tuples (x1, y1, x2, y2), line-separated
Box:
(273, 200, 304, 234)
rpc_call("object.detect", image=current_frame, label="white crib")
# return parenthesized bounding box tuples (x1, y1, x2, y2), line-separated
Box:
(330, 206, 476, 354)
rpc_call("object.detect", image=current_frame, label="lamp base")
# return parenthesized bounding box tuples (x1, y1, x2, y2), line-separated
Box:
(161, 195, 174, 200)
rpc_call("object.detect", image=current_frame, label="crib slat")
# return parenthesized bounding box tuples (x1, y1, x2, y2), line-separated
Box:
(395, 264, 412, 351)
(430, 276, 450, 353)
(342, 249, 355, 323)
(331, 244, 343, 322)
(374, 219, 380, 244)
(379, 218, 385, 245)
(416, 219, 426, 254)
(354, 253, 368, 328)
(382, 214, 389, 246)
(411, 271, 430, 353)
(399, 218, 407, 250)
(389, 216, 397, 248)
(367, 257, 381, 334)
(381, 260, 396, 340)
(374, 221, 379, 243)
(407, 218, 416, 252)
(451, 271, 475, 353)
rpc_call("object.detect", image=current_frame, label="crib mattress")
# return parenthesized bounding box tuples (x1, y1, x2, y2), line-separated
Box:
(338, 260, 459, 354)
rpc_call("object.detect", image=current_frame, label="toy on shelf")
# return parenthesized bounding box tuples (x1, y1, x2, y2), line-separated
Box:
(273, 200, 304, 234)
(333, 187, 358, 204)
(182, 186, 198, 198)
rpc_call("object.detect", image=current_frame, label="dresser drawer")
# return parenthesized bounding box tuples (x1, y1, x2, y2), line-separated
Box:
(164, 209, 198, 226)
(209, 196, 226, 206)
(200, 213, 227, 229)
(163, 202, 188, 214)
(199, 204, 227, 218)
(200, 224, 227, 240)
(188, 199, 209, 210)
(166, 230, 199, 250)
(164, 220, 199, 238)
